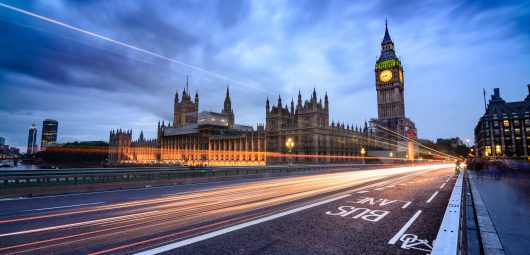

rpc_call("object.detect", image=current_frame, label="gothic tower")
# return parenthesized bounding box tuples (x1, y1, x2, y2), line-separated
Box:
(372, 20, 417, 157)
(375, 20, 405, 119)
(222, 85, 235, 125)
(173, 77, 199, 126)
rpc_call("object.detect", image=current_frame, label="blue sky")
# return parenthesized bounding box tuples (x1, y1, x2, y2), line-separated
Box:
(0, 0, 529, 150)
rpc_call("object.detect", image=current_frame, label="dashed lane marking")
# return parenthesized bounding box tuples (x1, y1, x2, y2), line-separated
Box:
(426, 191, 439, 204)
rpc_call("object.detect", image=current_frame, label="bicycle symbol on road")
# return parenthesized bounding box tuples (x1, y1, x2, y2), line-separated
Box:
(399, 233, 433, 252)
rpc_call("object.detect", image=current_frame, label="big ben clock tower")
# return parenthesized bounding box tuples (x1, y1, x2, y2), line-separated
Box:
(373, 20, 417, 157)
(375, 20, 405, 118)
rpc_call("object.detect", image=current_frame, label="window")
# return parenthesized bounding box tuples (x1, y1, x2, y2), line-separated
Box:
(503, 120, 510, 127)
(485, 146, 492, 156)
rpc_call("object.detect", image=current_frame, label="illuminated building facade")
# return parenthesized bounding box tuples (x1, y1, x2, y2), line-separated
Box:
(265, 89, 376, 164)
(41, 119, 58, 150)
(474, 86, 530, 159)
(371, 21, 417, 158)
(108, 22, 417, 165)
(109, 82, 266, 166)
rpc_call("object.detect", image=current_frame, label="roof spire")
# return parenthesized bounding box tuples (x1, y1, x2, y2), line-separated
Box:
(186, 75, 189, 93)
(382, 18, 393, 44)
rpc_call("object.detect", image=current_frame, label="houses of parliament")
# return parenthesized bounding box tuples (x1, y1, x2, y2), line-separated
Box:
(109, 22, 416, 166)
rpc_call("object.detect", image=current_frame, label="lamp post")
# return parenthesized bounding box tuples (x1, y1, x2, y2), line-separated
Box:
(285, 137, 295, 166)
(360, 147, 366, 164)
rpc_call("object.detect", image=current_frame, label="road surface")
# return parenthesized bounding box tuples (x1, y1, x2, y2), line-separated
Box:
(0, 164, 456, 254)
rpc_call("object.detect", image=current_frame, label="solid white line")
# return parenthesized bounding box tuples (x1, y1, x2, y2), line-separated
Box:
(426, 191, 439, 203)
(388, 210, 422, 244)
(24, 202, 105, 212)
(0, 211, 159, 237)
(135, 194, 351, 255)
(356, 190, 369, 193)
(440, 183, 446, 189)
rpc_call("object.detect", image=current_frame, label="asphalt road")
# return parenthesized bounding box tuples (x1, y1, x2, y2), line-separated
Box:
(0, 164, 455, 255)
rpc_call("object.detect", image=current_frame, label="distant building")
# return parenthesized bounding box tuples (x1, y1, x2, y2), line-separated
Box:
(474, 85, 530, 158)
(41, 119, 58, 150)
(0, 137, 5, 146)
(27, 124, 38, 154)
(436, 137, 464, 148)
(370, 20, 417, 159)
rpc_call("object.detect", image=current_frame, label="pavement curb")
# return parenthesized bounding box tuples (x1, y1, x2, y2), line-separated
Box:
(468, 174, 505, 255)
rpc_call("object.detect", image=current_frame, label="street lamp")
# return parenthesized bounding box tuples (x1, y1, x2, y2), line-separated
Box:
(360, 147, 366, 164)
(285, 137, 295, 166)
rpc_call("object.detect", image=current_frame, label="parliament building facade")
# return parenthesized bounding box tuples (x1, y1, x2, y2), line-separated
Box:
(109, 22, 415, 166)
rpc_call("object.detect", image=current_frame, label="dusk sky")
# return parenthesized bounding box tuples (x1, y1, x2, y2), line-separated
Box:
(0, 0, 529, 150)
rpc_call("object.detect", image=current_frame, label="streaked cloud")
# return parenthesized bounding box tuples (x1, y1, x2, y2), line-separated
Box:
(0, 0, 528, 148)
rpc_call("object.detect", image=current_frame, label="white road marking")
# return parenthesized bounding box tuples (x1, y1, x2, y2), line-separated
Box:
(426, 191, 439, 203)
(356, 190, 369, 194)
(134, 194, 351, 255)
(445, 176, 452, 182)
(388, 210, 423, 244)
(22, 202, 105, 212)
(439, 183, 446, 189)
(0, 211, 159, 237)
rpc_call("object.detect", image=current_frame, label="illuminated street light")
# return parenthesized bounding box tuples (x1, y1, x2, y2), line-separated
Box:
(286, 137, 295, 166)
(285, 138, 295, 153)
(360, 147, 366, 164)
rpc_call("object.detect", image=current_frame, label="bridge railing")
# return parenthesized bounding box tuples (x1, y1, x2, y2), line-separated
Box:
(1, 164, 396, 191)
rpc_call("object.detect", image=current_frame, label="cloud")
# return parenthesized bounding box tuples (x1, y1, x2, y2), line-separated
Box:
(0, 0, 529, 149)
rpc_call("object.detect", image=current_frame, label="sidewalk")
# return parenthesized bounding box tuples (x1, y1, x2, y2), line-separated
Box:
(469, 170, 530, 255)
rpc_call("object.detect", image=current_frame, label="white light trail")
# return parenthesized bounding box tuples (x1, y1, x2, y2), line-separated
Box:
(0, 3, 263, 91)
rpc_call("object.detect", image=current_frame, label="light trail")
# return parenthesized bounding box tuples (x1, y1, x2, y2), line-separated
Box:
(0, 164, 452, 254)
(0, 3, 262, 92)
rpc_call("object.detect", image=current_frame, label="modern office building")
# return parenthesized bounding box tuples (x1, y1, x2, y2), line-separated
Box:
(0, 137, 5, 146)
(474, 85, 530, 158)
(27, 124, 38, 154)
(41, 119, 58, 150)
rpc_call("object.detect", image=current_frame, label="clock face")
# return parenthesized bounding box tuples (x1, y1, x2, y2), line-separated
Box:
(399, 70, 403, 82)
(379, 69, 393, 82)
